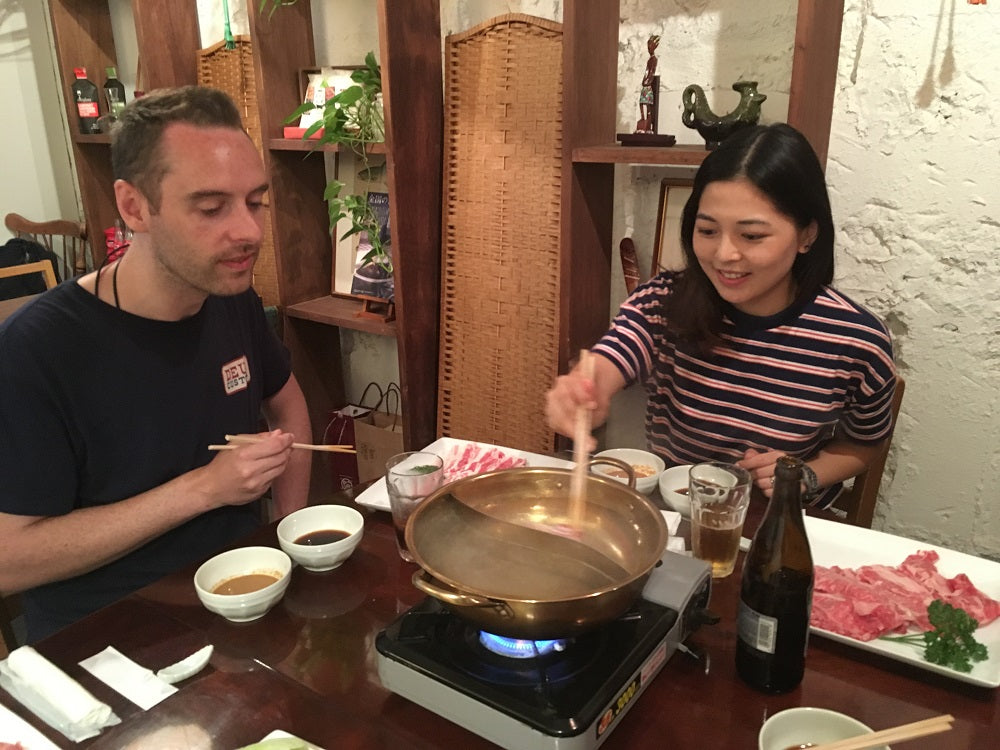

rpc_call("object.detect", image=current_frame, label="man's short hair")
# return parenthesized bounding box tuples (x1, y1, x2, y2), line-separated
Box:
(110, 86, 246, 211)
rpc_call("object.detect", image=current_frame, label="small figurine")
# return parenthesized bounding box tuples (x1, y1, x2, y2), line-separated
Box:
(681, 80, 767, 149)
(634, 35, 661, 134)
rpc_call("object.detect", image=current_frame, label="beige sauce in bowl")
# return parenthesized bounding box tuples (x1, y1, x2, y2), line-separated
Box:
(212, 572, 280, 595)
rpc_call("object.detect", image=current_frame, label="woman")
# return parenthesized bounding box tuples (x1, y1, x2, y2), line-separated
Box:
(545, 123, 897, 507)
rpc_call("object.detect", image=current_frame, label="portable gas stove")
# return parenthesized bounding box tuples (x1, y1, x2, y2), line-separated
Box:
(376, 550, 712, 750)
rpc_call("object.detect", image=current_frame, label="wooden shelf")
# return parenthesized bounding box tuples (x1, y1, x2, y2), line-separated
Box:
(268, 138, 388, 154)
(572, 142, 709, 166)
(72, 133, 112, 145)
(285, 295, 397, 337)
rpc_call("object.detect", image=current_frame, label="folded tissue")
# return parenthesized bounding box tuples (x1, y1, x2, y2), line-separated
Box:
(0, 645, 120, 741)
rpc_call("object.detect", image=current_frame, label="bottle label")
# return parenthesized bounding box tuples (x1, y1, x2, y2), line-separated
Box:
(737, 600, 778, 654)
(77, 102, 99, 118)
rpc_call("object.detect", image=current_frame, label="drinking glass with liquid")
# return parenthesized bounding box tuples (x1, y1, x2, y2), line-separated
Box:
(688, 461, 751, 578)
(385, 451, 444, 562)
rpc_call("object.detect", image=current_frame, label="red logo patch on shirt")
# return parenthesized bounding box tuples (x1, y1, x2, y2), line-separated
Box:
(222, 355, 251, 395)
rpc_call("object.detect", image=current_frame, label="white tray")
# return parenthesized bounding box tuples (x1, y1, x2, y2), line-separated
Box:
(353, 437, 572, 512)
(805, 516, 1000, 688)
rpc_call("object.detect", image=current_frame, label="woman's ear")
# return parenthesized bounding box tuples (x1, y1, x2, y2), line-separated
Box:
(799, 220, 819, 253)
(114, 179, 150, 234)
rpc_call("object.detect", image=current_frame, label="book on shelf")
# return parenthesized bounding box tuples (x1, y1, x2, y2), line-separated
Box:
(349, 190, 393, 301)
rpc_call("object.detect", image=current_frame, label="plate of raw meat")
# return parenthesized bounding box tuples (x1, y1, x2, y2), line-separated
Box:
(805, 516, 1000, 687)
(353, 437, 572, 512)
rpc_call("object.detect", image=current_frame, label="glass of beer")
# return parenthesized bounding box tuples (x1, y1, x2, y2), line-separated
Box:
(385, 451, 444, 562)
(689, 462, 751, 578)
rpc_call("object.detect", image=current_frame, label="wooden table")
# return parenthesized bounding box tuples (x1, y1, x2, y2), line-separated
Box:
(2, 495, 997, 749)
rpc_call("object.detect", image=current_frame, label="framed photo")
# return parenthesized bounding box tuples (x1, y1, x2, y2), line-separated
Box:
(651, 177, 694, 276)
(296, 66, 361, 130)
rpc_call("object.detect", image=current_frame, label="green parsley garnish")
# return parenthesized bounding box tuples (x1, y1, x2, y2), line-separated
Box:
(881, 599, 989, 673)
(411, 464, 440, 475)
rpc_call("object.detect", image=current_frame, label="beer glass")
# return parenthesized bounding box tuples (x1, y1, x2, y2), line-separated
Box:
(689, 462, 751, 578)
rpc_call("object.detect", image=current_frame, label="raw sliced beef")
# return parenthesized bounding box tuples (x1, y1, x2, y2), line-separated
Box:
(812, 550, 1000, 641)
(439, 442, 527, 482)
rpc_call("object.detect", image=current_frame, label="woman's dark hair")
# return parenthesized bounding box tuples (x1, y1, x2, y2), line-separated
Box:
(668, 122, 835, 348)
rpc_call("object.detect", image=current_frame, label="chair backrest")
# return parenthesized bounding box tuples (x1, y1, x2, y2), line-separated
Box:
(833, 376, 906, 528)
(4, 212, 90, 279)
(0, 593, 22, 656)
(0, 259, 58, 290)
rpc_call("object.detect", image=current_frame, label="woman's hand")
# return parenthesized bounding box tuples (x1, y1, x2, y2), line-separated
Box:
(737, 447, 787, 498)
(544, 354, 625, 451)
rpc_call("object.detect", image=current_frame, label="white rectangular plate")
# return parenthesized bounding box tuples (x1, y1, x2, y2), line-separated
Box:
(805, 516, 1000, 688)
(353, 437, 573, 512)
(0, 702, 60, 749)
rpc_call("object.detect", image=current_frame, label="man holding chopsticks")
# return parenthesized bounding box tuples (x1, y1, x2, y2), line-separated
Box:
(0, 87, 311, 642)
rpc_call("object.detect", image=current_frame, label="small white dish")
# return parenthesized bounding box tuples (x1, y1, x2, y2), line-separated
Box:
(276, 504, 364, 572)
(155, 645, 214, 684)
(593, 448, 665, 495)
(759, 707, 888, 750)
(658, 464, 694, 517)
(194, 546, 291, 622)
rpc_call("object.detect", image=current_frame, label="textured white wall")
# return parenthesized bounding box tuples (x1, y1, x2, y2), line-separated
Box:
(830, 1, 1000, 556)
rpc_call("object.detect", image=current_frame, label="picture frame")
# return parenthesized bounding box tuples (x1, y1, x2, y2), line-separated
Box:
(290, 66, 362, 135)
(651, 177, 694, 276)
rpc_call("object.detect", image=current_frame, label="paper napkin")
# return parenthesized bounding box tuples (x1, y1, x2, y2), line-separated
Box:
(0, 645, 120, 742)
(80, 646, 177, 710)
(661, 510, 687, 553)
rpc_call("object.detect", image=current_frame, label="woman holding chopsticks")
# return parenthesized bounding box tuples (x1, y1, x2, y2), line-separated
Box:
(545, 123, 897, 509)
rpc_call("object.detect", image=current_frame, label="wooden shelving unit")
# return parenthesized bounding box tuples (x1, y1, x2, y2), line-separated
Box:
(558, 0, 844, 374)
(48, 0, 201, 268)
(573, 143, 709, 166)
(47, 0, 443, 500)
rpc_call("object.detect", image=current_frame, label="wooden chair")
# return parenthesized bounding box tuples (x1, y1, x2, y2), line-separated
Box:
(0, 258, 58, 290)
(0, 593, 23, 656)
(833, 376, 907, 528)
(4, 212, 90, 279)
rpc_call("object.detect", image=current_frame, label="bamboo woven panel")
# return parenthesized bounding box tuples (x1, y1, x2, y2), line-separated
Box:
(438, 15, 562, 454)
(197, 36, 278, 307)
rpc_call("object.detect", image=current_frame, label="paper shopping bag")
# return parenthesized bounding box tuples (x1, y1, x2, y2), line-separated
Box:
(354, 382, 405, 484)
(324, 383, 383, 490)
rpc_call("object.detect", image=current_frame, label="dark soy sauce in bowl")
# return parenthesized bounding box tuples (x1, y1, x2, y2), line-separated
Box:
(294, 529, 351, 546)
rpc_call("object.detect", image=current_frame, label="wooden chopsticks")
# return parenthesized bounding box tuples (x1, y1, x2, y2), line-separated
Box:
(808, 714, 953, 750)
(208, 434, 356, 454)
(568, 349, 595, 526)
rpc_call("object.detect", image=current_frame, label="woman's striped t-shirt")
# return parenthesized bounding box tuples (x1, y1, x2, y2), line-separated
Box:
(593, 271, 897, 507)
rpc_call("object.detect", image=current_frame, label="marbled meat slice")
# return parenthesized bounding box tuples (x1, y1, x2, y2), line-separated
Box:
(440, 442, 527, 482)
(812, 551, 1000, 641)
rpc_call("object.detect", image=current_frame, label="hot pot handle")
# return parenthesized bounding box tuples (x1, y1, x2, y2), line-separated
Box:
(411, 570, 512, 614)
(588, 457, 637, 489)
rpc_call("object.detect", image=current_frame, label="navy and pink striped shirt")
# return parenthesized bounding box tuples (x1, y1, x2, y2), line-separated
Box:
(593, 271, 897, 508)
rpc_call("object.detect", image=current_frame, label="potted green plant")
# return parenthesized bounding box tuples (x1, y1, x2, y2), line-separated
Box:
(285, 52, 390, 274)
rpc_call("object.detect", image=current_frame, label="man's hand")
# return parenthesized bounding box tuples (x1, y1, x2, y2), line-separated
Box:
(199, 430, 295, 507)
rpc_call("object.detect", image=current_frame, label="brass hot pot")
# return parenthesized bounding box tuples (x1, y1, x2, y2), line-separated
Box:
(405, 462, 669, 640)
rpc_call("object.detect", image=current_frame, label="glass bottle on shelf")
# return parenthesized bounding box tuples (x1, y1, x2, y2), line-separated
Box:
(103, 66, 127, 120)
(71, 67, 101, 134)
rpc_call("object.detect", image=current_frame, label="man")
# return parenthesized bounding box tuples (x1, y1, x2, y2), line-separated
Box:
(0, 86, 311, 642)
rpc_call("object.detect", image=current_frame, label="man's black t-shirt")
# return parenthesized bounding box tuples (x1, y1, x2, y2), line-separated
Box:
(0, 281, 291, 641)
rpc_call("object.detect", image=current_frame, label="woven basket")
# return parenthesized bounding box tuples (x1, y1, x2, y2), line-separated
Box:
(197, 36, 279, 307)
(437, 15, 563, 454)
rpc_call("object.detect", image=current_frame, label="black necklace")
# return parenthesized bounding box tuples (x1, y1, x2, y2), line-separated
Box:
(112, 258, 122, 310)
(93, 256, 123, 310)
